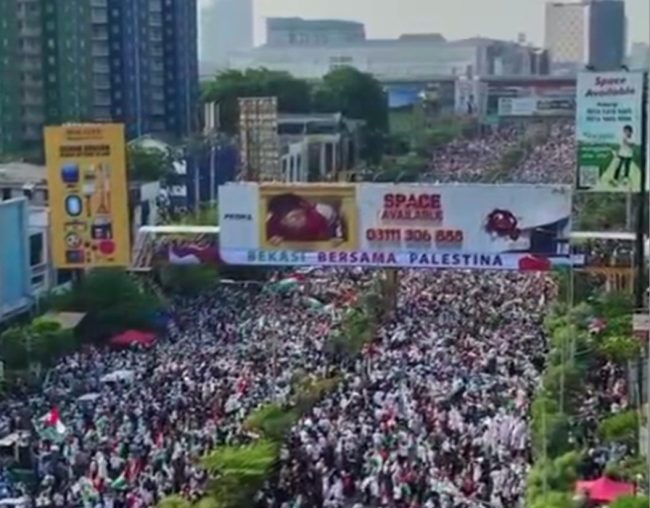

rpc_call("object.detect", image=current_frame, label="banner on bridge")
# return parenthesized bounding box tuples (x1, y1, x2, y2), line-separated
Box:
(218, 183, 573, 271)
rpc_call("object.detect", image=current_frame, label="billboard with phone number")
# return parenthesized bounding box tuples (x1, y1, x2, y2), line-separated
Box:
(45, 124, 130, 268)
(218, 183, 573, 271)
(576, 71, 645, 192)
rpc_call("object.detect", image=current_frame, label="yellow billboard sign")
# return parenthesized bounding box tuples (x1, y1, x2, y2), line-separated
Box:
(45, 124, 130, 268)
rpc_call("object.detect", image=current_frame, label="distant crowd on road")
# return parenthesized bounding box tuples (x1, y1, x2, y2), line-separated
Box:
(428, 121, 575, 185)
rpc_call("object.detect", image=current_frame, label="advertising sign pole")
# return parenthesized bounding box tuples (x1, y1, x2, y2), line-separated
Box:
(634, 71, 647, 310)
(633, 74, 648, 443)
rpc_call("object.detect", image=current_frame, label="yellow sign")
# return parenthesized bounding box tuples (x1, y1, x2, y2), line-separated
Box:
(45, 124, 130, 268)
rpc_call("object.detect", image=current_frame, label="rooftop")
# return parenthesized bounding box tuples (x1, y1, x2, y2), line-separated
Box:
(0, 162, 47, 187)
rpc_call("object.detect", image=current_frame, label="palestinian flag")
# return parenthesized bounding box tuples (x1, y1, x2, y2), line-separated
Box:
(37, 407, 67, 442)
(110, 472, 128, 491)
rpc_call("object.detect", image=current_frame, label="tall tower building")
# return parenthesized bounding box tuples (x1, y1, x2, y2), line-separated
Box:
(544, 2, 587, 64)
(586, 0, 626, 70)
(200, 0, 253, 73)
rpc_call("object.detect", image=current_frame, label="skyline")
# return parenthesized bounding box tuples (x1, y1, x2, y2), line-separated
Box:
(200, 0, 649, 47)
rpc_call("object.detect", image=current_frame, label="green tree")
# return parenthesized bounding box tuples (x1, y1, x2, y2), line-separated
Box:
(598, 410, 640, 449)
(526, 451, 581, 502)
(157, 496, 192, 508)
(598, 335, 642, 363)
(0, 327, 29, 370)
(29, 319, 77, 364)
(313, 67, 388, 162)
(202, 440, 279, 508)
(127, 145, 173, 182)
(159, 265, 219, 296)
(609, 496, 650, 508)
(574, 194, 628, 231)
(202, 69, 312, 134)
(244, 403, 299, 442)
(529, 491, 577, 508)
(49, 268, 161, 341)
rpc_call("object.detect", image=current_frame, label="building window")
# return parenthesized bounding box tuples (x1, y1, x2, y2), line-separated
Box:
(29, 233, 44, 267)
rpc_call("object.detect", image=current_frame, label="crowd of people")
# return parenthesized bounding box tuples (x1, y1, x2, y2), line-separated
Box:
(0, 271, 372, 507)
(428, 121, 575, 184)
(0, 268, 555, 508)
(0, 113, 633, 508)
(266, 271, 552, 508)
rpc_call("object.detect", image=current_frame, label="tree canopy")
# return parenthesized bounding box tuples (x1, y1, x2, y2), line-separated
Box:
(127, 145, 173, 182)
(202, 69, 312, 134)
(201, 67, 389, 162)
(46, 268, 162, 341)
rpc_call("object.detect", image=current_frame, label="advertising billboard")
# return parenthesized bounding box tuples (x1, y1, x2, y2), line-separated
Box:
(498, 97, 575, 117)
(45, 124, 131, 268)
(219, 183, 572, 270)
(132, 227, 221, 270)
(576, 71, 644, 192)
(0, 198, 32, 321)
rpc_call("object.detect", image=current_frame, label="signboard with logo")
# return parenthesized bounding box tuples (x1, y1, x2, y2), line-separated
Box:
(45, 124, 131, 268)
(576, 71, 645, 192)
(218, 183, 573, 270)
(498, 97, 575, 117)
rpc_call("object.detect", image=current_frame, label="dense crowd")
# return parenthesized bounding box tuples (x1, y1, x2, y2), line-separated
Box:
(0, 271, 371, 507)
(265, 271, 552, 508)
(0, 115, 631, 508)
(0, 269, 555, 508)
(508, 122, 576, 184)
(428, 121, 576, 184)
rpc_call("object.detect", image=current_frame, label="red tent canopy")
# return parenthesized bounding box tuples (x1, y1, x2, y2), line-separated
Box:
(110, 330, 157, 348)
(575, 476, 635, 503)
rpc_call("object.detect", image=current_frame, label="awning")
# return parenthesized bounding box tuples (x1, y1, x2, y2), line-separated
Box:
(41, 312, 86, 330)
(109, 329, 156, 348)
(575, 476, 635, 503)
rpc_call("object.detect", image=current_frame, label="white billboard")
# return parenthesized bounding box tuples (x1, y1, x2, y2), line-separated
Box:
(218, 183, 573, 270)
(498, 97, 575, 117)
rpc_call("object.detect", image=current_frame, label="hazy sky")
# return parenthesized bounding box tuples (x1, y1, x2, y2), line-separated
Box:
(201, 0, 649, 47)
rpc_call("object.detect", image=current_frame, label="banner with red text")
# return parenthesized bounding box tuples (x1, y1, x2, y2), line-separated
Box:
(218, 183, 573, 271)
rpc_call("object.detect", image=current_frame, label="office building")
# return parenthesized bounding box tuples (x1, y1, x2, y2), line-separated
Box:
(544, 2, 587, 64)
(0, 0, 199, 156)
(200, 0, 253, 74)
(266, 17, 366, 47)
(230, 37, 549, 82)
(586, 0, 626, 70)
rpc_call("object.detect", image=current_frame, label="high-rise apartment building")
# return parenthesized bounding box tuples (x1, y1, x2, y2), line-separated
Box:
(90, 0, 199, 139)
(0, 0, 199, 156)
(200, 0, 253, 73)
(0, 0, 23, 154)
(544, 2, 587, 64)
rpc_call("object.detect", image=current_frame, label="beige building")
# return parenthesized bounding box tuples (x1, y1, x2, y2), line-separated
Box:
(544, 2, 587, 64)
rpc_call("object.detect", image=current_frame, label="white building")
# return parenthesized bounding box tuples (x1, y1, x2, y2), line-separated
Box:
(544, 1, 587, 65)
(200, 0, 253, 76)
(277, 114, 363, 182)
(229, 37, 547, 81)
